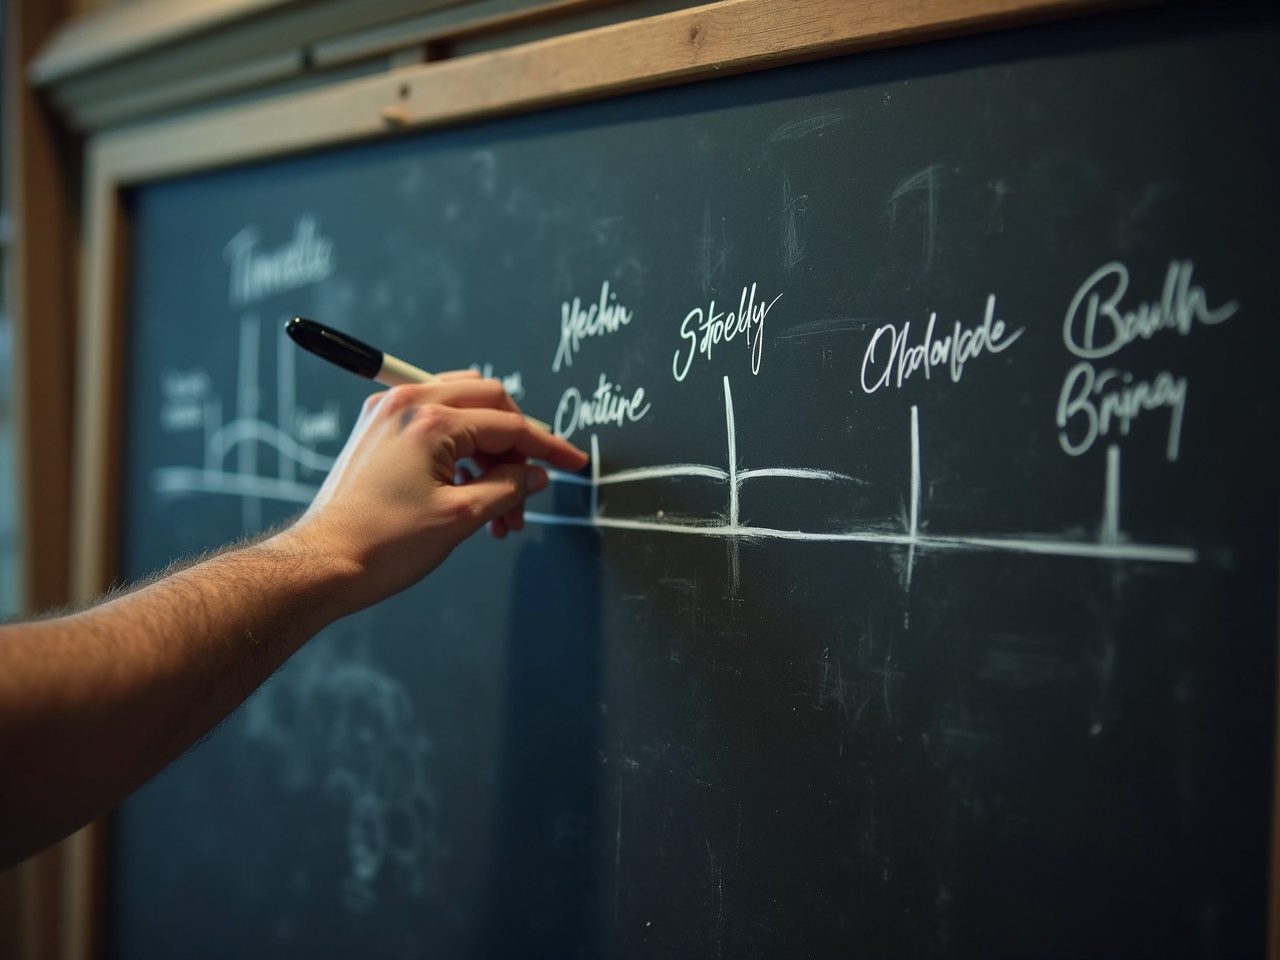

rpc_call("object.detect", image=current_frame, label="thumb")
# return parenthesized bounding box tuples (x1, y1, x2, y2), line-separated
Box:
(449, 462, 548, 529)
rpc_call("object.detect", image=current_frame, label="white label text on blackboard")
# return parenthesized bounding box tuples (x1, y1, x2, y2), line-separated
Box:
(672, 282, 782, 381)
(1055, 260, 1238, 462)
(1061, 260, 1237, 359)
(554, 372, 651, 440)
(223, 215, 335, 307)
(159, 367, 211, 432)
(859, 293, 1023, 393)
(553, 281, 634, 373)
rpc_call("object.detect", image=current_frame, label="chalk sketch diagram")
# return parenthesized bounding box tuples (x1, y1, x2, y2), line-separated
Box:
(150, 319, 1196, 571)
(152, 315, 338, 527)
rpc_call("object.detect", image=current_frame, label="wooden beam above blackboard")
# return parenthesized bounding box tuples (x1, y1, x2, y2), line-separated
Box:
(32, 0, 721, 132)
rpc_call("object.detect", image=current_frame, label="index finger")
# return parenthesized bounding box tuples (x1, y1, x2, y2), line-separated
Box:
(449, 408, 589, 471)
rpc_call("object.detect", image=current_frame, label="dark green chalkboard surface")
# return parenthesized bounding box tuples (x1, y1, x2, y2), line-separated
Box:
(114, 4, 1280, 957)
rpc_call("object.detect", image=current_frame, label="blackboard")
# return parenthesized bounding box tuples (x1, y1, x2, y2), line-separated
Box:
(113, 4, 1280, 957)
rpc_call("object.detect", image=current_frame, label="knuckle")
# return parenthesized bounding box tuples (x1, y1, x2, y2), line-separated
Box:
(420, 403, 453, 431)
(406, 402, 450, 433)
(379, 384, 419, 415)
(450, 494, 485, 525)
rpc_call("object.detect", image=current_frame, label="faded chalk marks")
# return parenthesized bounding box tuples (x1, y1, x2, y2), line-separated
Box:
(813, 621, 901, 730)
(468, 149, 498, 197)
(705, 839, 725, 959)
(986, 176, 1011, 235)
(781, 172, 807, 273)
(976, 633, 1077, 688)
(1114, 180, 1178, 253)
(241, 637, 442, 914)
(725, 377, 741, 595)
(695, 201, 734, 293)
(770, 111, 842, 274)
(816, 645, 854, 719)
(768, 110, 848, 143)
(775, 317, 883, 341)
(889, 163, 945, 275)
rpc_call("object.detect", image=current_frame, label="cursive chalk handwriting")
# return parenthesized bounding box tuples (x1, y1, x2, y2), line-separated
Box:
(224, 215, 335, 307)
(554, 372, 651, 440)
(860, 294, 1022, 394)
(553, 281, 633, 373)
(1057, 362, 1187, 461)
(1063, 260, 1237, 360)
(1056, 260, 1237, 462)
(294, 402, 341, 444)
(672, 282, 782, 382)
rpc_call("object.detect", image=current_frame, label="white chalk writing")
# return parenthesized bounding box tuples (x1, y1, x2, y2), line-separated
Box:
(553, 281, 633, 372)
(672, 282, 781, 381)
(159, 367, 211, 432)
(1057, 363, 1188, 461)
(554, 372, 651, 440)
(1063, 260, 1237, 360)
(1056, 260, 1237, 462)
(294, 402, 341, 444)
(224, 215, 335, 308)
(860, 294, 1022, 393)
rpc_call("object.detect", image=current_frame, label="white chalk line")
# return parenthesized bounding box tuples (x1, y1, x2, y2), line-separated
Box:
(153, 467, 318, 504)
(530, 378, 1196, 567)
(523, 511, 1197, 563)
(546, 464, 850, 487)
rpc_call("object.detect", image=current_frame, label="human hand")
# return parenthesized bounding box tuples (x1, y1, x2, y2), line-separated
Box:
(277, 371, 589, 615)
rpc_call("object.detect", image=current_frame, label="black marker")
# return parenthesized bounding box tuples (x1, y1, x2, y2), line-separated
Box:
(285, 317, 550, 430)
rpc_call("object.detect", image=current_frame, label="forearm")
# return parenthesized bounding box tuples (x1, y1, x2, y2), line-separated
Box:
(0, 530, 360, 867)
(0, 377, 589, 869)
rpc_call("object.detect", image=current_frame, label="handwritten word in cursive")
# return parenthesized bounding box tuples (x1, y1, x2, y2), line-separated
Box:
(1055, 260, 1238, 462)
(554, 372, 651, 440)
(224, 216, 335, 308)
(553, 281, 633, 373)
(672, 283, 782, 382)
(1056, 362, 1187, 462)
(860, 294, 1023, 394)
(294, 402, 342, 444)
(1063, 260, 1237, 359)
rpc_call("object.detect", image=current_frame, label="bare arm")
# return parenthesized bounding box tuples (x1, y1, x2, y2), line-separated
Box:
(0, 537, 359, 867)
(0, 373, 588, 868)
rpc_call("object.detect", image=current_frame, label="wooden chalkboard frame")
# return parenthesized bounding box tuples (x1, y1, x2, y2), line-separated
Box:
(67, 0, 1280, 956)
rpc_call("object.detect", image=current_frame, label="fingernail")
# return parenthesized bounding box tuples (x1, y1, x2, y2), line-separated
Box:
(527, 468, 549, 494)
